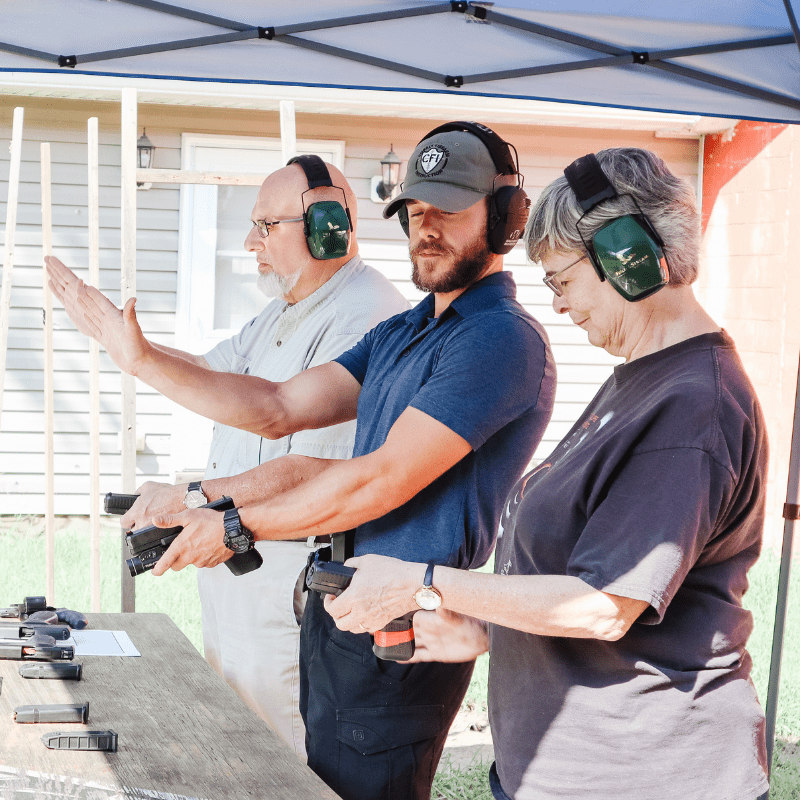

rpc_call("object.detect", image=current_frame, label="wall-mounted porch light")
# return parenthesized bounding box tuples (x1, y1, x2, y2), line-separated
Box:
(136, 128, 155, 190)
(370, 145, 402, 204)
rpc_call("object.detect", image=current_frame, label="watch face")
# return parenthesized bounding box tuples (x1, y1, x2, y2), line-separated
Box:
(224, 533, 251, 554)
(184, 490, 206, 509)
(413, 587, 442, 611)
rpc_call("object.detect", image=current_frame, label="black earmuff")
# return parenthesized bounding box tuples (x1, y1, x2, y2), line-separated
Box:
(563, 153, 669, 302)
(398, 121, 530, 255)
(286, 155, 353, 260)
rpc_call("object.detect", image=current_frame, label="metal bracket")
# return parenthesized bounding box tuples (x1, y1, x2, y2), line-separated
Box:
(783, 503, 800, 521)
(632, 51, 650, 64)
(450, 1, 468, 11)
(58, 55, 77, 68)
(258, 27, 275, 40)
(445, 74, 464, 86)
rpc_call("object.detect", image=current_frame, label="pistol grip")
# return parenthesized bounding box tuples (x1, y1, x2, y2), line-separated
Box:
(372, 611, 416, 661)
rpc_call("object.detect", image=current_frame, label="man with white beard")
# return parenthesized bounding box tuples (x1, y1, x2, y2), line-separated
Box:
(46, 155, 409, 757)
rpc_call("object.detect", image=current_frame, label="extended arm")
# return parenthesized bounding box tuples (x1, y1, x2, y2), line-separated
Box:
(122, 454, 339, 532)
(152, 407, 472, 574)
(46, 256, 361, 436)
(324, 554, 650, 646)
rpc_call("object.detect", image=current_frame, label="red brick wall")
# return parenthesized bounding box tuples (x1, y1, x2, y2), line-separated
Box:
(697, 121, 800, 551)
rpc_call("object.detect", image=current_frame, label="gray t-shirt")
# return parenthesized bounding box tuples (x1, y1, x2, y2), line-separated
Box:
(489, 331, 769, 800)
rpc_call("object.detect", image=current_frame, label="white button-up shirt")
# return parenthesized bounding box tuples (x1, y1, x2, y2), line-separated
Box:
(203, 255, 409, 479)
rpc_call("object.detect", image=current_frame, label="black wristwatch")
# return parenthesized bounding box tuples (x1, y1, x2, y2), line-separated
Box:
(184, 480, 207, 509)
(222, 508, 255, 554)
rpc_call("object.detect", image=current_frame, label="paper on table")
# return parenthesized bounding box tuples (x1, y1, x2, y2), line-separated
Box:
(64, 629, 141, 657)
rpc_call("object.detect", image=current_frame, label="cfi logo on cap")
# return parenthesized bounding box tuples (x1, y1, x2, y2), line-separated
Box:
(416, 145, 449, 177)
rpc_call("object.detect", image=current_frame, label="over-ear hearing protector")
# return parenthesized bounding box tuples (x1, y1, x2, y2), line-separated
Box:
(286, 154, 353, 260)
(563, 153, 669, 302)
(397, 121, 530, 255)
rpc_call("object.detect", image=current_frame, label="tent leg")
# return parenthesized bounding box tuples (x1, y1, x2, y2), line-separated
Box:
(763, 349, 800, 792)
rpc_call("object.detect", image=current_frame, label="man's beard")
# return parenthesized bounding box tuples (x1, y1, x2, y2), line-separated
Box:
(410, 230, 491, 294)
(257, 268, 302, 299)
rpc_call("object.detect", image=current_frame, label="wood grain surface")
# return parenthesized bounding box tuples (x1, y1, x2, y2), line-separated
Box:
(0, 612, 339, 799)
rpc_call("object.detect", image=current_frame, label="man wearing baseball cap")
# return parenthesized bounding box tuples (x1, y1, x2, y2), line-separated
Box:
(92, 122, 556, 800)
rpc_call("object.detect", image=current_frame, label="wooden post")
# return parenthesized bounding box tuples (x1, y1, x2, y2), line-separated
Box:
(0, 107, 25, 434)
(120, 89, 137, 612)
(40, 142, 55, 603)
(280, 100, 297, 163)
(88, 118, 102, 612)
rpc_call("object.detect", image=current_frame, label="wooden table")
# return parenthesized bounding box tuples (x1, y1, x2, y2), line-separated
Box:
(0, 613, 339, 800)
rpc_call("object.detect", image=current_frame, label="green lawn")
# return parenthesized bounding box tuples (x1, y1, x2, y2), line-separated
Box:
(1, 516, 798, 798)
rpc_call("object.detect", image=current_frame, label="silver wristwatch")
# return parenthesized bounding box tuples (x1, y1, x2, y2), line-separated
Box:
(413, 562, 442, 611)
(183, 480, 207, 509)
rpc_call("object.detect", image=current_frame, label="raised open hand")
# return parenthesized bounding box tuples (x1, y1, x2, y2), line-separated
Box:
(46, 256, 151, 374)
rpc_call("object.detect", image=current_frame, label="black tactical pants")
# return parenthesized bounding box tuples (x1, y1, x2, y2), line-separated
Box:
(300, 588, 475, 800)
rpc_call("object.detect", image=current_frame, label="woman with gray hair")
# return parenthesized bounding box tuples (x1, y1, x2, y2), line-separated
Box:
(322, 147, 769, 800)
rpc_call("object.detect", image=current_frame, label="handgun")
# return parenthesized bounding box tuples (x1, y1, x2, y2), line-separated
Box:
(306, 559, 416, 662)
(0, 633, 74, 662)
(122, 494, 263, 577)
(103, 492, 139, 515)
(0, 622, 71, 641)
(0, 598, 87, 629)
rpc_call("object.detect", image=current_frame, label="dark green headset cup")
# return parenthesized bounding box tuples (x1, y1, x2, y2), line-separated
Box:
(592, 215, 668, 302)
(305, 200, 351, 260)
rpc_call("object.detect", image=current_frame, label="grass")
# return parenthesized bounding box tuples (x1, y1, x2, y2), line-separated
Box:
(2, 516, 799, 798)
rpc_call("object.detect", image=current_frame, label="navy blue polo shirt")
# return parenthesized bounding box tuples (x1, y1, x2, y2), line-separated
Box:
(335, 271, 555, 569)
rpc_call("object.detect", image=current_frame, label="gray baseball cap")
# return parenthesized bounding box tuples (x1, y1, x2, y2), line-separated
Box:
(384, 129, 499, 218)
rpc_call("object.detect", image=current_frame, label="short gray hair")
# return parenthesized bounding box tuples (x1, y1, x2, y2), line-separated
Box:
(525, 148, 700, 285)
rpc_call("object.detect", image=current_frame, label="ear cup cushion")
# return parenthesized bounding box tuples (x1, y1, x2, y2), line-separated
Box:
(398, 204, 410, 238)
(488, 185, 530, 255)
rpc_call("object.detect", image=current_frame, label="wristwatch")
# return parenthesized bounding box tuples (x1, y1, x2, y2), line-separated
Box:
(222, 508, 255, 554)
(183, 481, 207, 509)
(413, 562, 442, 611)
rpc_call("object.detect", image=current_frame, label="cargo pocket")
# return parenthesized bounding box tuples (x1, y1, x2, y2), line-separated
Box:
(335, 705, 444, 800)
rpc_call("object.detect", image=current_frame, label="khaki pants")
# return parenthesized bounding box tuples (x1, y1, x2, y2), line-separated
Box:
(198, 539, 312, 758)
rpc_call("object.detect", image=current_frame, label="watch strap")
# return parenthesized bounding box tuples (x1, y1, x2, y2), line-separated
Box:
(423, 562, 435, 589)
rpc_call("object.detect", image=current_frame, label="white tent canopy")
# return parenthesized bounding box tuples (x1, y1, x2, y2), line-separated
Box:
(2, 0, 800, 123)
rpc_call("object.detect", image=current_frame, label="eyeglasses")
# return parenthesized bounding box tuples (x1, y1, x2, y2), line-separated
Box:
(542, 255, 588, 297)
(251, 217, 304, 238)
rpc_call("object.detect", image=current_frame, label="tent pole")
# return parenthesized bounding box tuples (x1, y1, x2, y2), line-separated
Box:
(88, 117, 102, 612)
(280, 100, 297, 163)
(40, 142, 55, 603)
(763, 349, 800, 782)
(0, 107, 25, 435)
(120, 89, 138, 613)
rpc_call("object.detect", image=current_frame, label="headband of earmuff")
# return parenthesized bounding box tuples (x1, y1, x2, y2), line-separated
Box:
(287, 154, 352, 260)
(397, 121, 530, 255)
(563, 153, 668, 302)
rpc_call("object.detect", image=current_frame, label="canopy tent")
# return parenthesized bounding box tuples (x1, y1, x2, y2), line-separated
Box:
(1, 0, 800, 124)
(2, 2, 799, 794)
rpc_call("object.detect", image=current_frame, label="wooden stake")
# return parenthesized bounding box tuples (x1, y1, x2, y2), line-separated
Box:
(88, 118, 101, 612)
(120, 89, 138, 612)
(40, 142, 55, 603)
(280, 100, 297, 163)
(0, 106, 25, 434)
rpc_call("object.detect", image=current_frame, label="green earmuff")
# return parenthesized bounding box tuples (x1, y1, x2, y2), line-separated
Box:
(287, 155, 353, 261)
(564, 153, 668, 302)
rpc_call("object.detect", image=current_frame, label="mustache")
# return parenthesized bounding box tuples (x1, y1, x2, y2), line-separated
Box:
(410, 241, 453, 259)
